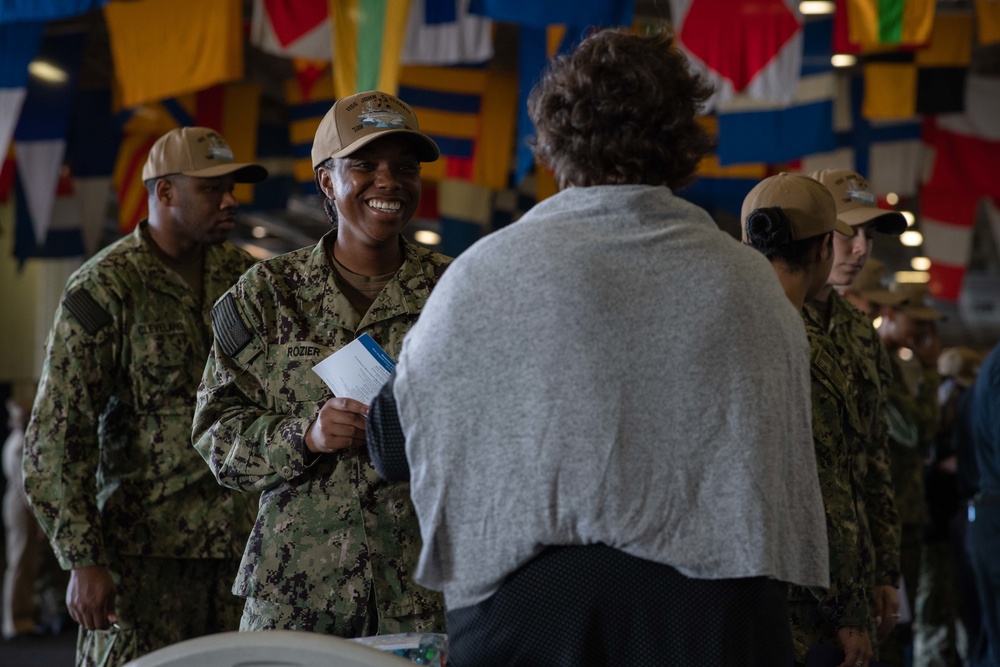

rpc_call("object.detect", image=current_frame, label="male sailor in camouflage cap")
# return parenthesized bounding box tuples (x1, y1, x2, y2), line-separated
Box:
(23, 127, 266, 665)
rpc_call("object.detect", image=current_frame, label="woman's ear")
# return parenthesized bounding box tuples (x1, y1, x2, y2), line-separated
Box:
(316, 167, 336, 200)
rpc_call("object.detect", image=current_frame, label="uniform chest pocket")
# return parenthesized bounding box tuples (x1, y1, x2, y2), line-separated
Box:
(266, 343, 335, 415)
(131, 332, 198, 412)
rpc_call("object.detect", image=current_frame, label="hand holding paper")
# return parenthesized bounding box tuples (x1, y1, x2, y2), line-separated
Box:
(304, 396, 369, 454)
(312, 333, 396, 404)
(306, 334, 397, 454)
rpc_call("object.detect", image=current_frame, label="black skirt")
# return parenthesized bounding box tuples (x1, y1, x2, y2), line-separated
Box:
(445, 543, 794, 667)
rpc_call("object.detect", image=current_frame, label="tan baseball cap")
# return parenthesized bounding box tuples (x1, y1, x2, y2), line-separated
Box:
(311, 90, 440, 168)
(741, 172, 854, 242)
(851, 258, 907, 307)
(809, 169, 906, 234)
(142, 127, 268, 183)
(889, 282, 946, 321)
(937, 347, 982, 387)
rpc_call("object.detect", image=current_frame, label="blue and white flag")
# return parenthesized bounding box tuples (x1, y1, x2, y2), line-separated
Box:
(0, 21, 44, 174)
(716, 17, 836, 165)
(13, 30, 85, 246)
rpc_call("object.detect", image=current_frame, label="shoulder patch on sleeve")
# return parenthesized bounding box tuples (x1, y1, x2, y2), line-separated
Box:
(212, 293, 253, 358)
(812, 348, 848, 394)
(63, 288, 112, 336)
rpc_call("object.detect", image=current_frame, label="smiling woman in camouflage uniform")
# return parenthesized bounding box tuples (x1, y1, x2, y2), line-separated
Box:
(192, 91, 448, 637)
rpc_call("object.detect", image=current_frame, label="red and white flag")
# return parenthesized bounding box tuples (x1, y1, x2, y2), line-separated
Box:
(670, 0, 803, 110)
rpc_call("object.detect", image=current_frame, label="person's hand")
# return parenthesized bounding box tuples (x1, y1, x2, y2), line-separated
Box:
(67, 565, 117, 631)
(836, 625, 873, 667)
(305, 397, 369, 453)
(873, 584, 900, 641)
(937, 455, 958, 475)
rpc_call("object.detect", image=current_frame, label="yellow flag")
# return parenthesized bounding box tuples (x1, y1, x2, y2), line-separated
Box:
(105, 0, 243, 108)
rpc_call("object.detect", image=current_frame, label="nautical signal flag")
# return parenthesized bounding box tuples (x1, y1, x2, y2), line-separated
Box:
(976, 0, 1000, 44)
(671, 0, 803, 110)
(330, 0, 410, 98)
(398, 64, 517, 190)
(104, 0, 243, 109)
(834, 0, 935, 53)
(0, 0, 106, 23)
(251, 0, 331, 61)
(715, 16, 836, 165)
(402, 0, 493, 66)
(286, 69, 336, 195)
(676, 115, 768, 219)
(920, 74, 1000, 301)
(799, 76, 924, 198)
(13, 30, 86, 248)
(0, 21, 44, 180)
(861, 12, 973, 120)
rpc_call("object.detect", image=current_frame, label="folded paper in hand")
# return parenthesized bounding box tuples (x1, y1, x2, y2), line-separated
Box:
(312, 333, 395, 404)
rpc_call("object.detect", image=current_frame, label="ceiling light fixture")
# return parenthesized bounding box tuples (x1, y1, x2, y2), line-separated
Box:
(414, 230, 441, 245)
(894, 270, 930, 283)
(800, 1, 835, 14)
(831, 54, 858, 68)
(28, 60, 68, 83)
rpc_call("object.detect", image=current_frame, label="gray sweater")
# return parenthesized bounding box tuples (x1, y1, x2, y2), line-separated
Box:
(395, 184, 830, 610)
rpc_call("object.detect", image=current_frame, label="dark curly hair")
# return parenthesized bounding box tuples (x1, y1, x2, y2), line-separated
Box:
(528, 27, 716, 190)
(744, 207, 830, 272)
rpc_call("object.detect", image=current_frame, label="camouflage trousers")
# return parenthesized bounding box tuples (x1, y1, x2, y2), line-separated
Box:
(75, 556, 244, 667)
(913, 541, 960, 667)
(240, 595, 446, 638)
(881, 523, 925, 667)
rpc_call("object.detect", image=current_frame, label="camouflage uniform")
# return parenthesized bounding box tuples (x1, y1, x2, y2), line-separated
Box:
(805, 291, 902, 646)
(192, 232, 448, 636)
(789, 320, 873, 663)
(882, 356, 941, 666)
(23, 222, 257, 666)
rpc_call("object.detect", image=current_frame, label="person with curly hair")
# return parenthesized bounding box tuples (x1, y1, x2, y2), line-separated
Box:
(365, 28, 829, 666)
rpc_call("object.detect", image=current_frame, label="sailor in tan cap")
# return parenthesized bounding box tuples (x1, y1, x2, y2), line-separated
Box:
(840, 258, 907, 322)
(803, 169, 906, 649)
(23, 125, 266, 665)
(193, 91, 449, 637)
(742, 173, 876, 667)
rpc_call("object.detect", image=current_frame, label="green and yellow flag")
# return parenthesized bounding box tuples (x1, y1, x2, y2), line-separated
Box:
(847, 0, 935, 48)
(330, 0, 411, 98)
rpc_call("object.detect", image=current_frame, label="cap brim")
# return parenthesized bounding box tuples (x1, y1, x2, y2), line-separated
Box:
(833, 219, 855, 237)
(859, 287, 907, 307)
(180, 162, 269, 183)
(329, 129, 441, 163)
(904, 304, 946, 322)
(839, 207, 907, 234)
